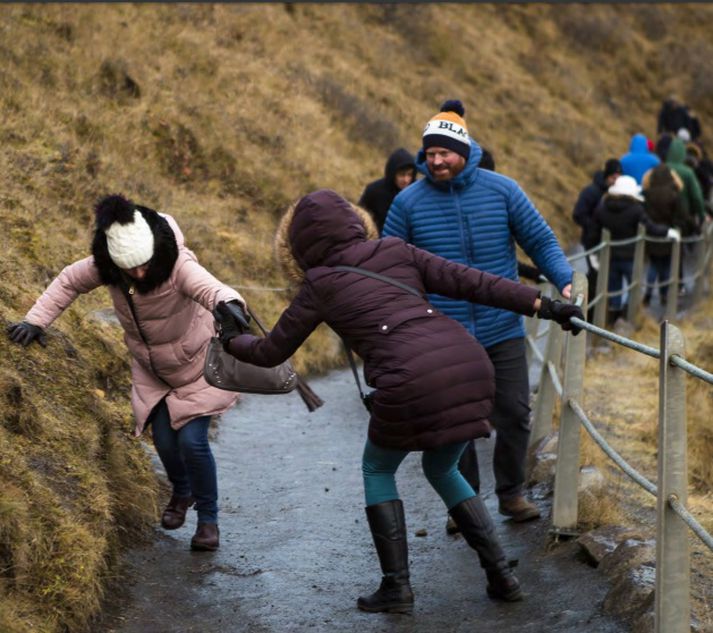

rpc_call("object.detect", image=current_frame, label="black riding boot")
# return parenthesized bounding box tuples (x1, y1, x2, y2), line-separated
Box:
(357, 499, 414, 614)
(449, 496, 523, 602)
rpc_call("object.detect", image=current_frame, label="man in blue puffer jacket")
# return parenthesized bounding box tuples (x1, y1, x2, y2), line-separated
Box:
(383, 100, 573, 523)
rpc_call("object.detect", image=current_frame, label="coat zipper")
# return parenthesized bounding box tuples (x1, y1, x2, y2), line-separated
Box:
(122, 282, 173, 388)
(450, 183, 477, 331)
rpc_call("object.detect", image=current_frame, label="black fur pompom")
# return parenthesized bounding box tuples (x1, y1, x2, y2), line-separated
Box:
(439, 99, 465, 117)
(94, 194, 136, 230)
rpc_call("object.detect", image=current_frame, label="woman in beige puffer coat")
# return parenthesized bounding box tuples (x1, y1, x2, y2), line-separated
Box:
(7, 194, 245, 551)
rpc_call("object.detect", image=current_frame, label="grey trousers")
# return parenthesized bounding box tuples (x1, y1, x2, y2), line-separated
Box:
(457, 337, 531, 500)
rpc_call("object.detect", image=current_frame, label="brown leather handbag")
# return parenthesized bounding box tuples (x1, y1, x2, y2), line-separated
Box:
(203, 306, 324, 412)
(203, 335, 298, 394)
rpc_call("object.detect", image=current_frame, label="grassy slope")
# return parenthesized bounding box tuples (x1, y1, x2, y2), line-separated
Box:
(0, 4, 712, 630)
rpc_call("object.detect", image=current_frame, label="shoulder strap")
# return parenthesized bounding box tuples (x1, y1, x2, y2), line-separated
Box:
(332, 265, 424, 298)
(332, 265, 425, 410)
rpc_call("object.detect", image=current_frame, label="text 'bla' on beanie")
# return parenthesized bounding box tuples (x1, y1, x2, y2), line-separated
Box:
(423, 99, 471, 160)
(105, 210, 155, 269)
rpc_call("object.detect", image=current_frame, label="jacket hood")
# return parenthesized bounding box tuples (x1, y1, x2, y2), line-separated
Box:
(629, 133, 650, 154)
(415, 138, 483, 189)
(276, 190, 379, 282)
(603, 195, 641, 214)
(666, 137, 687, 164)
(592, 170, 606, 190)
(384, 148, 416, 185)
(92, 203, 178, 293)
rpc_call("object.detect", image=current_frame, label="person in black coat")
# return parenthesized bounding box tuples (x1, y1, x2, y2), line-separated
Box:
(358, 148, 416, 234)
(591, 175, 675, 322)
(571, 158, 622, 315)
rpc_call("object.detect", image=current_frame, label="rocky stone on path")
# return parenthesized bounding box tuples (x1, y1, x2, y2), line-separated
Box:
(602, 563, 655, 620)
(577, 526, 646, 566)
(599, 538, 656, 579)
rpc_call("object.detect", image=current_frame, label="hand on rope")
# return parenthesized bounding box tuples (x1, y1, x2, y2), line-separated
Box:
(536, 296, 584, 335)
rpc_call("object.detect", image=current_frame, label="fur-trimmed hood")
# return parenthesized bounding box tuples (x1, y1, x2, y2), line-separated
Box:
(91, 197, 179, 294)
(274, 190, 378, 286)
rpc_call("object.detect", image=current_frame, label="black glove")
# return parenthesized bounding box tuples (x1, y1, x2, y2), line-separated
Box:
(536, 297, 584, 336)
(212, 300, 251, 347)
(7, 322, 47, 347)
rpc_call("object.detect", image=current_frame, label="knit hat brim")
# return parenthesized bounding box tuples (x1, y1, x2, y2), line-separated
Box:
(422, 116, 470, 160)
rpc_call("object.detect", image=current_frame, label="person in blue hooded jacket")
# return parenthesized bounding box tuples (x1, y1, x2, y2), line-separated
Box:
(383, 100, 573, 524)
(620, 133, 660, 185)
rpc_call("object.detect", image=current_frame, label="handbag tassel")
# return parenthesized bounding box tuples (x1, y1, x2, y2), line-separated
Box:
(295, 375, 324, 412)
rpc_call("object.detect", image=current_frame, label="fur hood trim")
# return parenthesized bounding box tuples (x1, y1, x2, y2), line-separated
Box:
(274, 198, 378, 288)
(92, 202, 179, 293)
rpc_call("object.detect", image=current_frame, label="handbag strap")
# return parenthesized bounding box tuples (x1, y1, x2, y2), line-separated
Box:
(332, 265, 424, 298)
(332, 265, 426, 406)
(245, 305, 270, 336)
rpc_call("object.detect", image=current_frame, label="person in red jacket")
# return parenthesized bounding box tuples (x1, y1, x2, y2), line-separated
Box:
(214, 189, 582, 614)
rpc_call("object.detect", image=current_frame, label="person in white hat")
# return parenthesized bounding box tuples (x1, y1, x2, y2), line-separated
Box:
(591, 175, 679, 323)
(7, 194, 248, 552)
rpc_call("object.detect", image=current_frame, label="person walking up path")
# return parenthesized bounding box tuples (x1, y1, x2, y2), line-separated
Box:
(382, 100, 574, 524)
(619, 133, 660, 185)
(358, 148, 417, 235)
(7, 194, 246, 551)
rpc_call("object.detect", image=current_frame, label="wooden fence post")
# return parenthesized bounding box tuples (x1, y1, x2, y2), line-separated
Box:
(655, 321, 689, 633)
(552, 271, 588, 534)
(626, 224, 646, 324)
(529, 321, 564, 452)
(592, 230, 611, 330)
(691, 236, 707, 305)
(665, 238, 681, 322)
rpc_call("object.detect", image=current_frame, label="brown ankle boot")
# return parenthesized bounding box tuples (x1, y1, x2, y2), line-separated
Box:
(161, 494, 195, 530)
(191, 522, 219, 551)
(497, 495, 541, 523)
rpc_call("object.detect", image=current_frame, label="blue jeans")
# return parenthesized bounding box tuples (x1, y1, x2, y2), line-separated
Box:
(362, 439, 475, 510)
(608, 258, 634, 310)
(149, 400, 218, 524)
(646, 254, 672, 302)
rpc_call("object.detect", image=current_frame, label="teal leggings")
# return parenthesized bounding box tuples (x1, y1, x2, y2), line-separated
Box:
(362, 439, 476, 510)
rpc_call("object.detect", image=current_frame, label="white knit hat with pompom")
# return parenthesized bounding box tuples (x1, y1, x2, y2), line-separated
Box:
(105, 210, 155, 269)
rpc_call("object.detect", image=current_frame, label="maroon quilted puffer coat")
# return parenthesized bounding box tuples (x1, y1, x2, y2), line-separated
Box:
(227, 189, 540, 450)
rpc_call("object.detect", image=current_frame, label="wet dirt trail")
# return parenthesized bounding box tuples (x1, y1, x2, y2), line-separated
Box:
(99, 368, 625, 633)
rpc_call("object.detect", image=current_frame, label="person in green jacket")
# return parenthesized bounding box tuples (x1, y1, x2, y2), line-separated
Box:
(666, 137, 705, 234)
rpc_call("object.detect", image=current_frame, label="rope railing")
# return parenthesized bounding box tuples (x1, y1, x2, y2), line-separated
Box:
(669, 496, 713, 552)
(527, 245, 712, 632)
(568, 398, 657, 497)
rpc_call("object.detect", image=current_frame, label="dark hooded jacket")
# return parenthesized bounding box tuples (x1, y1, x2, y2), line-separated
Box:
(227, 189, 539, 451)
(572, 170, 608, 249)
(592, 194, 669, 260)
(358, 148, 416, 234)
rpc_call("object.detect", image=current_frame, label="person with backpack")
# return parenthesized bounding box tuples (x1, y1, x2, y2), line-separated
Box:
(212, 188, 583, 614)
(591, 175, 678, 322)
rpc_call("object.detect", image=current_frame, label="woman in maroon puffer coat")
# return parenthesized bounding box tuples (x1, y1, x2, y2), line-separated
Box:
(214, 189, 582, 614)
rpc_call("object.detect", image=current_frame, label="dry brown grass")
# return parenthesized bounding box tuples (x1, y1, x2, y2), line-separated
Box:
(1, 4, 713, 630)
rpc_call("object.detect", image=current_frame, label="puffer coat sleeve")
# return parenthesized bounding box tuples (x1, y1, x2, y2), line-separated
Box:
(406, 243, 539, 316)
(227, 283, 322, 367)
(24, 257, 102, 328)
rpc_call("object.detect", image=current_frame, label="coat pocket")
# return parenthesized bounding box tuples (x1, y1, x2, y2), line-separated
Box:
(377, 305, 437, 335)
